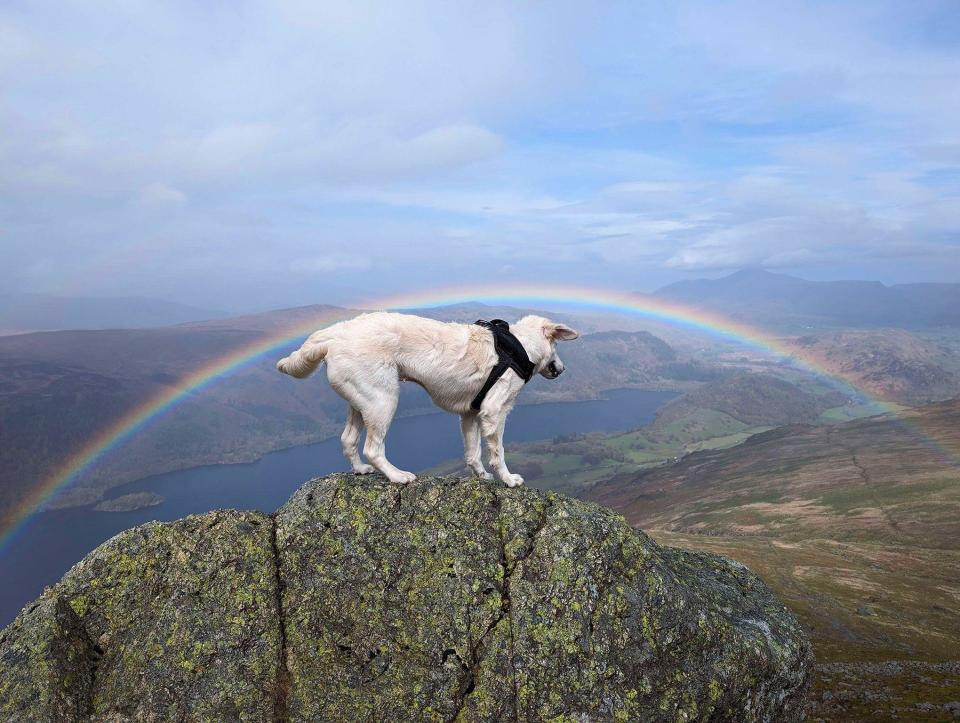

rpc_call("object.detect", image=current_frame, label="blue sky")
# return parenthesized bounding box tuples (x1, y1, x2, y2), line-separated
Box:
(2, 1, 959, 310)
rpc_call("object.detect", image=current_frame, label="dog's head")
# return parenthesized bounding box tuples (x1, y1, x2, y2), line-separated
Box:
(512, 315, 579, 379)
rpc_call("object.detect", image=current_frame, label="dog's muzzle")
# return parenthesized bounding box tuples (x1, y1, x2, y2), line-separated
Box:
(544, 361, 563, 379)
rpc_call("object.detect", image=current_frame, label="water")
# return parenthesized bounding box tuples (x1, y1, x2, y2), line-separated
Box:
(0, 389, 675, 627)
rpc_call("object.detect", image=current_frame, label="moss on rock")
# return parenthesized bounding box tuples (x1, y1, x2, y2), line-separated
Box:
(0, 474, 811, 721)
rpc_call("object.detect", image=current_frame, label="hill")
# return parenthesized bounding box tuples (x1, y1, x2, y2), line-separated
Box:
(0, 474, 810, 721)
(0, 293, 226, 334)
(786, 329, 960, 404)
(523, 329, 721, 403)
(653, 371, 847, 428)
(0, 304, 358, 515)
(0, 305, 692, 516)
(655, 269, 960, 330)
(584, 400, 960, 720)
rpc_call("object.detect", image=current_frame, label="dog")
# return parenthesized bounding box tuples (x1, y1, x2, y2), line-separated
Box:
(276, 312, 578, 486)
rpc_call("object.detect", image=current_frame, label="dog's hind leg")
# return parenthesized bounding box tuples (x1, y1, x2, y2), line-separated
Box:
(361, 387, 416, 484)
(331, 369, 415, 484)
(342, 405, 374, 474)
(327, 356, 415, 484)
(460, 413, 491, 479)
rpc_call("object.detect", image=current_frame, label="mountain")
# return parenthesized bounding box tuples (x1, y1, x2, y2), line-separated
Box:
(655, 269, 960, 329)
(0, 304, 358, 515)
(585, 400, 960, 544)
(0, 293, 227, 334)
(651, 371, 847, 429)
(583, 400, 960, 720)
(523, 329, 721, 403)
(894, 283, 960, 322)
(787, 329, 960, 404)
(0, 304, 692, 517)
(0, 474, 811, 721)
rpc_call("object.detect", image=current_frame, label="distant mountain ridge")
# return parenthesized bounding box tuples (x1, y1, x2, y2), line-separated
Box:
(0, 293, 227, 334)
(655, 269, 960, 329)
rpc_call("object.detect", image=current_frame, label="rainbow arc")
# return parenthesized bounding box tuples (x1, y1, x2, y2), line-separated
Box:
(1, 283, 955, 550)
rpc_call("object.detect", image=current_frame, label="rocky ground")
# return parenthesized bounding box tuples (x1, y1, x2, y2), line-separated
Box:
(0, 474, 810, 721)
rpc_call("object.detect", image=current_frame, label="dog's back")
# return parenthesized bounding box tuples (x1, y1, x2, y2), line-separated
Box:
(278, 313, 495, 411)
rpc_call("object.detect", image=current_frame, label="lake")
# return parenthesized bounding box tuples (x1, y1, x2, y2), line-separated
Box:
(0, 388, 675, 627)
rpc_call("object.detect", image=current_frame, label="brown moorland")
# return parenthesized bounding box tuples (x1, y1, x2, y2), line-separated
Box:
(584, 400, 960, 721)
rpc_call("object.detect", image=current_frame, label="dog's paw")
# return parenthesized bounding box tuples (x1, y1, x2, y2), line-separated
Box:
(352, 463, 376, 475)
(472, 470, 493, 480)
(390, 470, 417, 484)
(505, 473, 524, 488)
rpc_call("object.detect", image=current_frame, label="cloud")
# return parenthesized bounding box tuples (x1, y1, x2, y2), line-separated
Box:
(294, 123, 505, 183)
(2, 1, 959, 306)
(136, 183, 187, 207)
(168, 124, 277, 178)
(292, 254, 372, 274)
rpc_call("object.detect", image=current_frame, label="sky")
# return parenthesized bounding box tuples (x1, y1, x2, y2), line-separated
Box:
(2, 0, 959, 311)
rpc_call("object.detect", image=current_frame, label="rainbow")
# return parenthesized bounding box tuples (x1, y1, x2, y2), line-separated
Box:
(1, 283, 954, 550)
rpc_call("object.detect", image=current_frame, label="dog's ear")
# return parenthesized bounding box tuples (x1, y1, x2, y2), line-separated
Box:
(543, 322, 579, 341)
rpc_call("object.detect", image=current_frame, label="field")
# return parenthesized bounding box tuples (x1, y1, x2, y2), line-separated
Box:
(584, 401, 960, 720)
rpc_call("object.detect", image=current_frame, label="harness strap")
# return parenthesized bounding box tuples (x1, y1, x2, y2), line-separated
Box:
(470, 319, 536, 411)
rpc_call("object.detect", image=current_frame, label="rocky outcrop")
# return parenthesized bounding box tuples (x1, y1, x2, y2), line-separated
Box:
(0, 474, 811, 721)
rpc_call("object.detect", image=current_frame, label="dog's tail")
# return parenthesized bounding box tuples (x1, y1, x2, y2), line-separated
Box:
(276, 341, 328, 379)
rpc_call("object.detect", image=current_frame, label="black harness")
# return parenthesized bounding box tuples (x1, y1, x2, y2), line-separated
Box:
(470, 319, 536, 411)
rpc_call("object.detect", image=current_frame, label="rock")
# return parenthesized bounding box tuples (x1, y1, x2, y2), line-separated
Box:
(92, 491, 164, 512)
(1, 510, 282, 721)
(0, 474, 812, 721)
(0, 595, 96, 720)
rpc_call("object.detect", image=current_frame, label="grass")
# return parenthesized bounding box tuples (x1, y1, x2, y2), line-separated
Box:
(650, 532, 960, 721)
(580, 401, 960, 720)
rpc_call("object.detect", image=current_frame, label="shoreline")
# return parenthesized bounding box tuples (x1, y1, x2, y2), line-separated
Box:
(43, 386, 682, 514)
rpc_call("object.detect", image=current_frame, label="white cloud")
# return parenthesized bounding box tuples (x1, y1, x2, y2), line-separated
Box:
(136, 183, 186, 207)
(2, 1, 960, 305)
(292, 254, 372, 274)
(169, 124, 277, 178)
(297, 123, 505, 182)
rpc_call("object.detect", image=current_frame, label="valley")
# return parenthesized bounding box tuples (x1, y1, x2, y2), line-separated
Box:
(431, 370, 856, 497)
(582, 401, 960, 720)
(0, 304, 702, 516)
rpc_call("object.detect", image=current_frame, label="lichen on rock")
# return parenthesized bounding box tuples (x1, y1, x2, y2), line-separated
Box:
(0, 474, 811, 721)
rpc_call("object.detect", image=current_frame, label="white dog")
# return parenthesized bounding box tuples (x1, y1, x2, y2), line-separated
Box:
(276, 312, 578, 486)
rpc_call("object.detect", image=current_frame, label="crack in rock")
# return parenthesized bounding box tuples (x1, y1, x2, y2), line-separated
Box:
(448, 494, 554, 722)
(270, 513, 291, 722)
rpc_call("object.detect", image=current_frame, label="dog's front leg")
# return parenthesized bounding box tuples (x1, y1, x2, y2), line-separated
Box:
(479, 407, 523, 488)
(460, 413, 492, 479)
